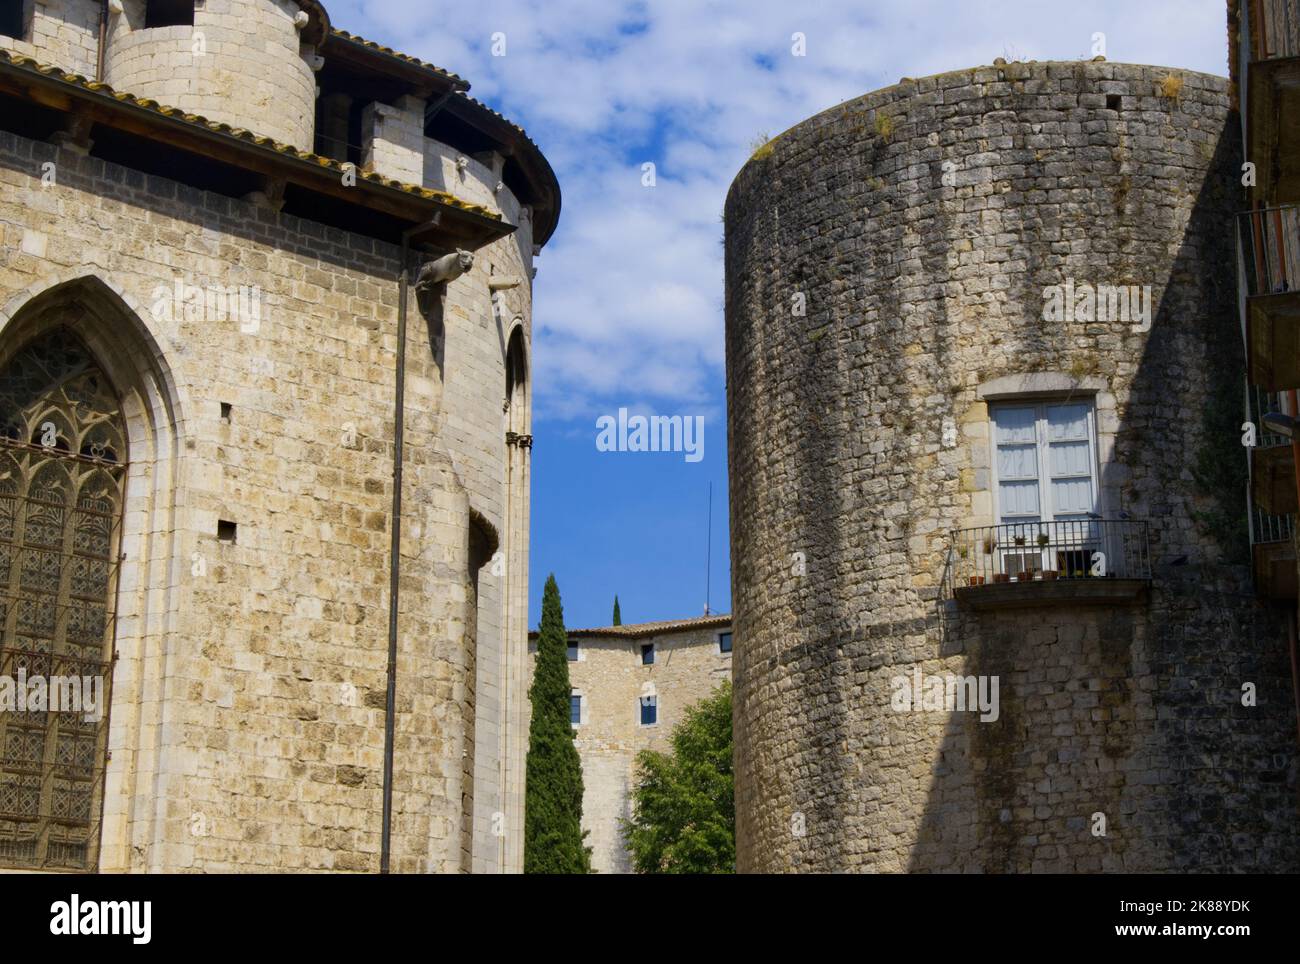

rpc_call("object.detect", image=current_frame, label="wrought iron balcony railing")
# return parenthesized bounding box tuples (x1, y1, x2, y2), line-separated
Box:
(1252, 505, 1296, 545)
(1249, 385, 1293, 448)
(1250, 0, 1300, 61)
(1247, 386, 1297, 540)
(947, 519, 1151, 591)
(1240, 205, 1300, 296)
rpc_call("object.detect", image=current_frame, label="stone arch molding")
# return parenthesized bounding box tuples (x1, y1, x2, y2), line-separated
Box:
(0, 270, 186, 873)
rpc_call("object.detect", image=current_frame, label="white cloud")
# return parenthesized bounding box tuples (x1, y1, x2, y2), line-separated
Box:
(334, 0, 1231, 422)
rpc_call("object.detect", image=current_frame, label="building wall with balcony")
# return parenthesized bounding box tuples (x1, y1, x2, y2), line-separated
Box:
(1233, 1, 1300, 604)
(725, 60, 1300, 872)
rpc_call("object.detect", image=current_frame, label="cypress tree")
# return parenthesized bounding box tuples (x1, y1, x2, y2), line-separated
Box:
(612, 595, 622, 626)
(524, 574, 591, 873)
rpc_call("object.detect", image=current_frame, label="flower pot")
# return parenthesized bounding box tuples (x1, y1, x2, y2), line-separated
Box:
(993, 573, 1011, 584)
(1014, 537, 1026, 546)
(1040, 570, 1059, 581)
(967, 575, 986, 586)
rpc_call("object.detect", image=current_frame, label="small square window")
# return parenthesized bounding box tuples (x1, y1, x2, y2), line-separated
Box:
(217, 520, 237, 543)
(639, 696, 657, 726)
(566, 640, 579, 661)
(640, 643, 654, 665)
(570, 694, 581, 725)
(718, 632, 733, 654)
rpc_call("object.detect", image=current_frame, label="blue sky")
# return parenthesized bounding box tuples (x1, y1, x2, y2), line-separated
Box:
(330, 0, 1232, 630)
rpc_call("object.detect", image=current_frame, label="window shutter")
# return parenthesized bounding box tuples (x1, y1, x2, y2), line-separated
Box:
(1045, 403, 1095, 518)
(994, 406, 1041, 523)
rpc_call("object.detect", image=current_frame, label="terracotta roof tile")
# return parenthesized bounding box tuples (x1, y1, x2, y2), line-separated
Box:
(330, 28, 468, 87)
(529, 614, 732, 639)
(0, 49, 500, 221)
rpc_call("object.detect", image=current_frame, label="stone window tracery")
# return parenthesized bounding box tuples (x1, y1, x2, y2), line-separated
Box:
(0, 328, 124, 871)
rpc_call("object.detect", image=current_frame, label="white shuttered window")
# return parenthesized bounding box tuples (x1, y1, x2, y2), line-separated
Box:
(992, 401, 1098, 524)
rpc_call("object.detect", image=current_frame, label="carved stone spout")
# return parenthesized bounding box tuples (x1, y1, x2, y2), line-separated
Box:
(416, 249, 473, 293)
(414, 249, 473, 365)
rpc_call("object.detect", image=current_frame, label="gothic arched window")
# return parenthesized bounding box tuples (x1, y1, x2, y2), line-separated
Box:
(0, 328, 125, 871)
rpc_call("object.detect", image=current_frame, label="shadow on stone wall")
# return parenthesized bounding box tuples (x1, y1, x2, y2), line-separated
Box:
(908, 117, 1299, 872)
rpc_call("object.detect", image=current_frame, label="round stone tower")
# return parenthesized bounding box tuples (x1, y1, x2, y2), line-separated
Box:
(106, 0, 324, 150)
(725, 60, 1299, 872)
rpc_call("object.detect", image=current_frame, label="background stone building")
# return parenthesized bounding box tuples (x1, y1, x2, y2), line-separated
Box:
(0, 0, 558, 872)
(725, 58, 1300, 871)
(528, 614, 732, 873)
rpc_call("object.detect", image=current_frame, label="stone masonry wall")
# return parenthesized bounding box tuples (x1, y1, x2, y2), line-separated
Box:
(106, 0, 318, 151)
(0, 0, 102, 78)
(725, 60, 1300, 872)
(0, 115, 531, 871)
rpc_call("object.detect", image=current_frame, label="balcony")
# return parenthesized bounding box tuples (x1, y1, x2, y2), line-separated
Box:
(1246, 1, 1300, 203)
(1251, 507, 1298, 598)
(948, 520, 1151, 611)
(1245, 386, 1298, 599)
(1250, 0, 1300, 61)
(1241, 206, 1300, 389)
(1248, 386, 1299, 518)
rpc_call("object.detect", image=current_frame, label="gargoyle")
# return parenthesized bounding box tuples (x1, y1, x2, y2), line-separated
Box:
(415, 249, 474, 294)
(414, 249, 473, 362)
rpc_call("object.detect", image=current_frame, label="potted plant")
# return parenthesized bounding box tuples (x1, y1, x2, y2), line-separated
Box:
(993, 572, 1011, 583)
(968, 575, 986, 586)
(1037, 533, 1050, 548)
(982, 534, 997, 554)
(1014, 534, 1026, 546)
(1040, 569, 1059, 581)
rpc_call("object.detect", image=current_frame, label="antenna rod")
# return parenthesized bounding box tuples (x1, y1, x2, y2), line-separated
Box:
(705, 482, 712, 616)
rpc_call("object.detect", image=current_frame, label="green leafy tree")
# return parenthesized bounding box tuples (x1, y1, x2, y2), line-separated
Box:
(623, 681, 734, 873)
(612, 595, 622, 626)
(524, 574, 591, 873)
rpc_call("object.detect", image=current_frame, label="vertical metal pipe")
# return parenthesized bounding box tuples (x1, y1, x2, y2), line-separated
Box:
(1289, 610, 1300, 746)
(382, 221, 440, 874)
(380, 242, 410, 875)
(1288, 391, 1300, 541)
(97, 0, 107, 83)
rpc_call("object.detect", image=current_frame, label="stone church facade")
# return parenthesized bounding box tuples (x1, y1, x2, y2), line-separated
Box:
(0, 0, 558, 872)
(726, 58, 1300, 872)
